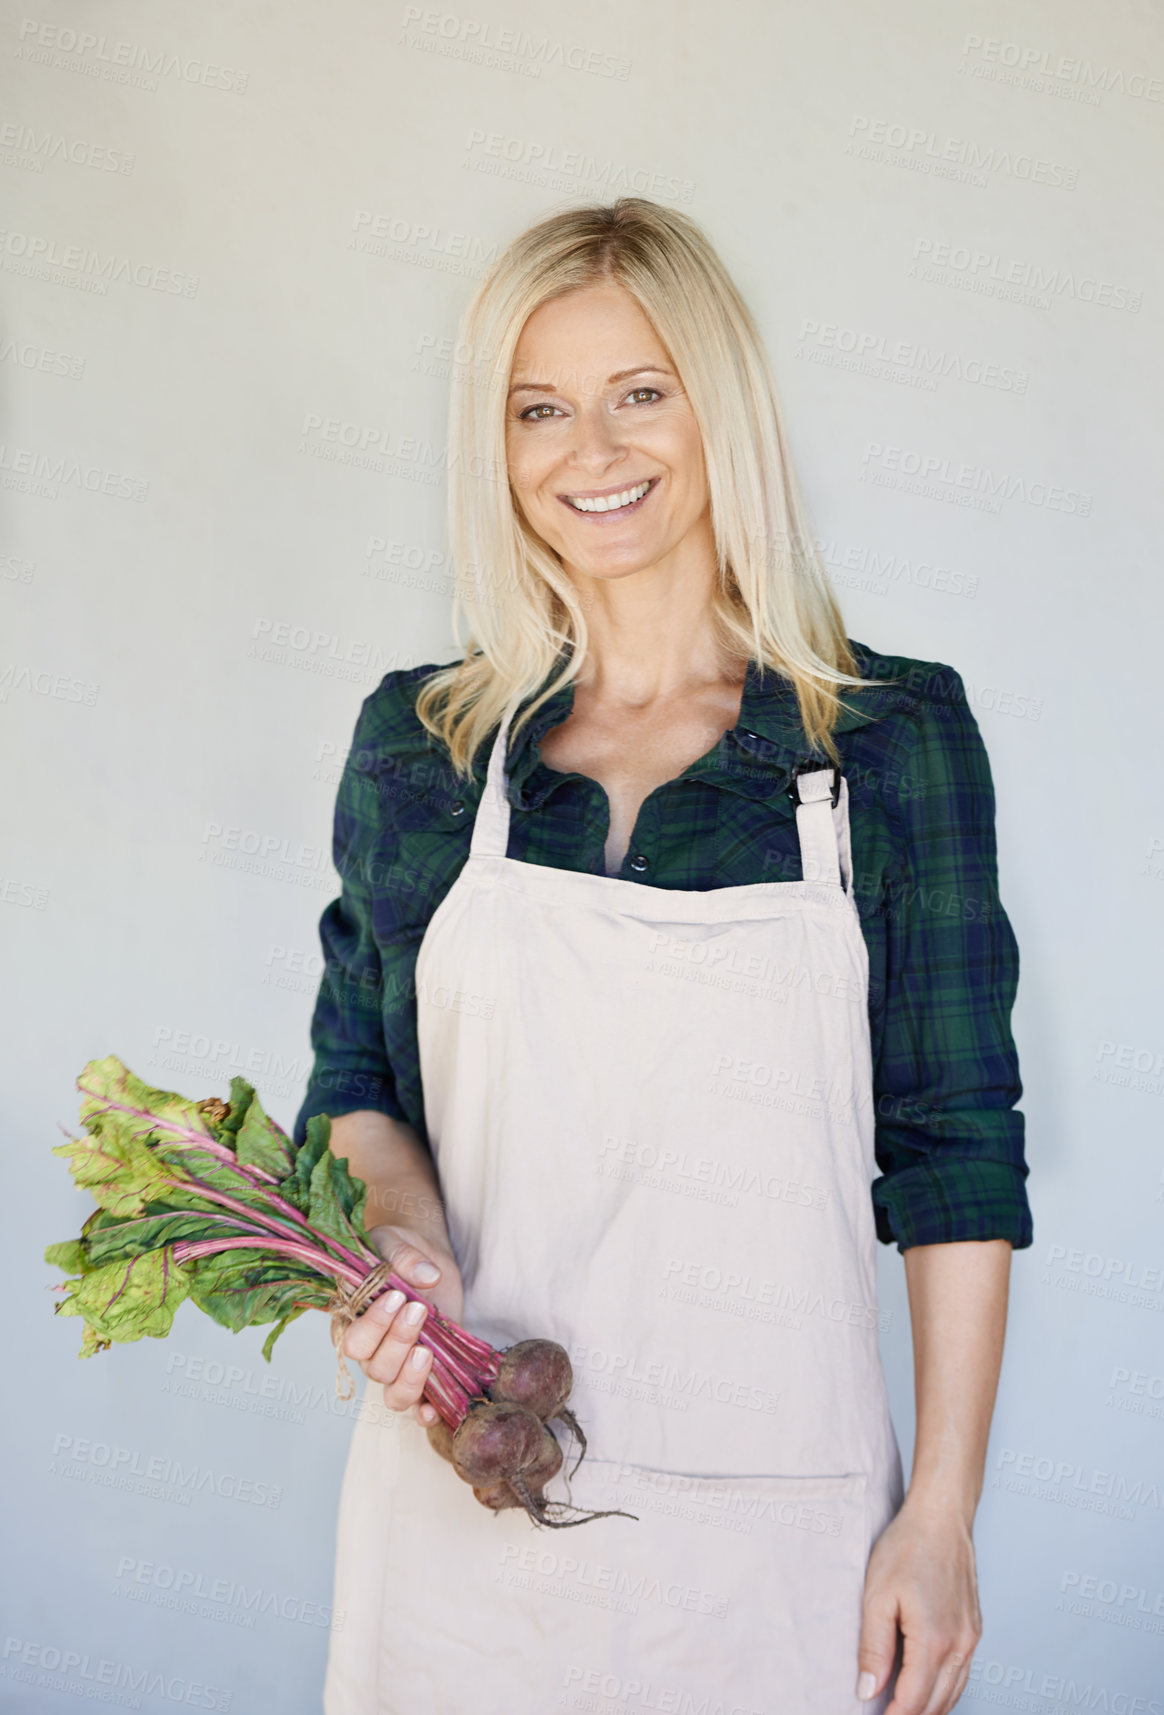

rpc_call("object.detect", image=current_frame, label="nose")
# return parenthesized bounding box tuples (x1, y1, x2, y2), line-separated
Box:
(565, 399, 628, 475)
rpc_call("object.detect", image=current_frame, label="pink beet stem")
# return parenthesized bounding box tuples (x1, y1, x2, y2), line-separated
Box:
(160, 1173, 365, 1272)
(161, 1136, 281, 1184)
(173, 1234, 365, 1286)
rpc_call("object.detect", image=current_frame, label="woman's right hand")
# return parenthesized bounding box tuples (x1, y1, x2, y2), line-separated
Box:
(340, 1224, 464, 1428)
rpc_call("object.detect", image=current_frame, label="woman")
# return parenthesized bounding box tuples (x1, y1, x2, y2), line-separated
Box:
(294, 198, 1032, 1715)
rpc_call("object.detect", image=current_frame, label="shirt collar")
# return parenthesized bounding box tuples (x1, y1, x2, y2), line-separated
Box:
(500, 644, 895, 810)
(503, 669, 577, 806)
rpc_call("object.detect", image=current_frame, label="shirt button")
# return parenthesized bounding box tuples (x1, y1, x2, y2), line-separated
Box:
(449, 801, 466, 817)
(629, 853, 649, 873)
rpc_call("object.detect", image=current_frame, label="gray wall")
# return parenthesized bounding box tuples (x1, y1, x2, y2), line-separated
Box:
(3, 1, 1162, 1710)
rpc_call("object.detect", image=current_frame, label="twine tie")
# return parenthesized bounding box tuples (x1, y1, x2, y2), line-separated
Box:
(326, 1261, 397, 1400)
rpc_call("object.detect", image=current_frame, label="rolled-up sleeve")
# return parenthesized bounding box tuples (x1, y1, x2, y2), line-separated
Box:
(870, 666, 1033, 1252)
(292, 694, 405, 1146)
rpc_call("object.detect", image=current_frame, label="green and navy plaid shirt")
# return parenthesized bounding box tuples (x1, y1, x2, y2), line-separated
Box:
(293, 639, 1033, 1254)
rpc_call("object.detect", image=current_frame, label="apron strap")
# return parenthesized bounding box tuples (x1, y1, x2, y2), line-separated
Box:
(793, 769, 853, 895)
(469, 707, 516, 859)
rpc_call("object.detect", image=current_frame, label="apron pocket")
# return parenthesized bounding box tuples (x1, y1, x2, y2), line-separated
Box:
(329, 1413, 879, 1715)
(538, 1456, 874, 1715)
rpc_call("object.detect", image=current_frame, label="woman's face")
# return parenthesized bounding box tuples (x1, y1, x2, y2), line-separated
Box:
(504, 281, 711, 585)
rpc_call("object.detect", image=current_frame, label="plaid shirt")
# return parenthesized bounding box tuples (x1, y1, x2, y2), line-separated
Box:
(293, 640, 1033, 1253)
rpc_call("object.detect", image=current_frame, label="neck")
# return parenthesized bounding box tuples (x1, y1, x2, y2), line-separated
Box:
(564, 523, 745, 705)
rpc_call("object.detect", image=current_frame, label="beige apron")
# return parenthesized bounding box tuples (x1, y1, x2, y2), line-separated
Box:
(325, 710, 904, 1714)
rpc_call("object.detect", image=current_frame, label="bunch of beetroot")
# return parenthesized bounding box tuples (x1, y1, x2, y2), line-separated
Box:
(424, 1338, 633, 1527)
(44, 1057, 634, 1531)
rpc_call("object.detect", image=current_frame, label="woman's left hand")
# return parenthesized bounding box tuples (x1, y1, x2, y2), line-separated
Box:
(855, 1494, 982, 1713)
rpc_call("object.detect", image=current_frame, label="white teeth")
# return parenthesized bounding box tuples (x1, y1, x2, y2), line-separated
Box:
(566, 479, 651, 513)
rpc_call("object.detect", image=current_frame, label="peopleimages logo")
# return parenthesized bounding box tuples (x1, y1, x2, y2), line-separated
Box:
(398, 6, 631, 81)
(114, 1557, 343, 1631)
(0, 227, 198, 295)
(860, 441, 1092, 516)
(50, 1433, 283, 1509)
(909, 236, 1142, 312)
(796, 319, 1029, 395)
(847, 115, 1078, 189)
(0, 663, 99, 705)
(965, 1655, 1161, 1712)
(959, 33, 1164, 105)
(1, 1637, 232, 1709)
(0, 441, 148, 500)
(461, 129, 695, 204)
(993, 1446, 1162, 1520)
(14, 18, 249, 93)
(1060, 1568, 1164, 1621)
(0, 119, 135, 174)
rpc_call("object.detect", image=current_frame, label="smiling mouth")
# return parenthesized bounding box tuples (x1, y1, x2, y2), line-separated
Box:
(560, 477, 658, 518)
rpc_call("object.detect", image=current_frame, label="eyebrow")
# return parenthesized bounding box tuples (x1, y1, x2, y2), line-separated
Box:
(507, 365, 676, 397)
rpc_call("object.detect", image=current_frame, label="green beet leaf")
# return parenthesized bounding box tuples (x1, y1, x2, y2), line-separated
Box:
(78, 1321, 112, 1358)
(306, 1147, 370, 1253)
(44, 1239, 88, 1274)
(185, 1248, 331, 1333)
(215, 1076, 258, 1141)
(77, 1055, 219, 1153)
(81, 1207, 223, 1266)
(49, 1060, 381, 1368)
(52, 1127, 176, 1219)
(261, 1307, 309, 1361)
(54, 1248, 191, 1351)
(234, 1089, 296, 1182)
(149, 1150, 280, 1218)
(283, 1112, 332, 1212)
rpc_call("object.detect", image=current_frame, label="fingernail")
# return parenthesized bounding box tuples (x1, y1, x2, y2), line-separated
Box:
(413, 1261, 440, 1284)
(372, 1289, 405, 1318)
(409, 1345, 430, 1368)
(404, 1300, 426, 1326)
(857, 1671, 877, 1701)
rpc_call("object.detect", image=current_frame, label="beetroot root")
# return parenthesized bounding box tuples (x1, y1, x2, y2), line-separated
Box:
(425, 1417, 457, 1466)
(430, 1410, 562, 1501)
(471, 1428, 564, 1515)
(472, 1478, 523, 1512)
(451, 1401, 545, 1487)
(525, 1427, 563, 1489)
(490, 1339, 573, 1421)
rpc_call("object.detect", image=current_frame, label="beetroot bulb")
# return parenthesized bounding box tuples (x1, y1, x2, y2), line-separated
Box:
(490, 1340, 573, 1420)
(414, 1340, 635, 1529)
(451, 1402, 546, 1487)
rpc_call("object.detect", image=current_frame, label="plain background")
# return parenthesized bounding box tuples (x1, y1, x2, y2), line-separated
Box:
(3, 1, 1162, 1709)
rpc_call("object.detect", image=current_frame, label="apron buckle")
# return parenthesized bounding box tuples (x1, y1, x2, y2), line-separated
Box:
(786, 761, 842, 808)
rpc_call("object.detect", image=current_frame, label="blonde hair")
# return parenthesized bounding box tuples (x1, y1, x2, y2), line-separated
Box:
(417, 196, 883, 776)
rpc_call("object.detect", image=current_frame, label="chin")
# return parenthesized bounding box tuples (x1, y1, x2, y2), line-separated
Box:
(574, 554, 659, 583)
